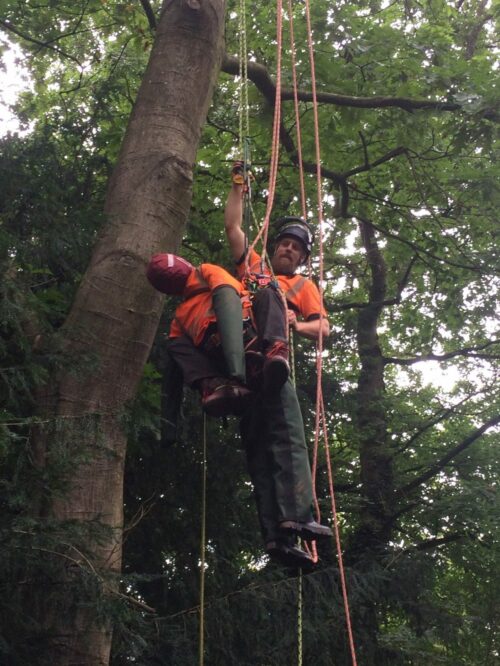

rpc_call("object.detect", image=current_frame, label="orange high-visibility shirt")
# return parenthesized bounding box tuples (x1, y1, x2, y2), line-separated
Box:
(236, 249, 327, 322)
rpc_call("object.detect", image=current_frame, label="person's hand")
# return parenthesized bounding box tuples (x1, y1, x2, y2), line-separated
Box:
(232, 160, 245, 184)
(231, 160, 254, 187)
(287, 309, 298, 330)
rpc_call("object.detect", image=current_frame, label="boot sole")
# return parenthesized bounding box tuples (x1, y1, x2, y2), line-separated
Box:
(266, 546, 314, 570)
(202, 387, 253, 418)
(279, 521, 333, 542)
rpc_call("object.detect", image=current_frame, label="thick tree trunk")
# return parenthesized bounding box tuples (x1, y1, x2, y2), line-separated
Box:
(348, 219, 395, 664)
(34, 1, 226, 663)
(357, 222, 394, 550)
(355, 220, 394, 553)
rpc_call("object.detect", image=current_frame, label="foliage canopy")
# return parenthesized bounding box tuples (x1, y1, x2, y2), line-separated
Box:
(0, 0, 498, 663)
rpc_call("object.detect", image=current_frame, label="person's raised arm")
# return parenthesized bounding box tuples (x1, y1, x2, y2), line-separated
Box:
(224, 179, 247, 262)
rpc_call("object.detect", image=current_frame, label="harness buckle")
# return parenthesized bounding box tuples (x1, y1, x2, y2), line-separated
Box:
(245, 273, 279, 294)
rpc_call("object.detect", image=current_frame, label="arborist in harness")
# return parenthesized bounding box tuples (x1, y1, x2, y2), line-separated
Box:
(223, 164, 333, 568)
(154, 165, 333, 568)
(146, 254, 254, 418)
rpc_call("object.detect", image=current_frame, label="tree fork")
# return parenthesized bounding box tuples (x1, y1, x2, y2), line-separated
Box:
(31, 1, 226, 663)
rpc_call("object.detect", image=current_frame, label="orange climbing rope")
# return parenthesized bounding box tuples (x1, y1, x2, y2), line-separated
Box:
(302, 0, 358, 661)
(273, 1, 359, 662)
(246, 0, 284, 274)
(240, 1, 358, 660)
(287, 0, 307, 222)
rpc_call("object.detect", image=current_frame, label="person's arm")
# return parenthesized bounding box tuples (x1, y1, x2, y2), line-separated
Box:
(287, 310, 330, 341)
(224, 181, 247, 261)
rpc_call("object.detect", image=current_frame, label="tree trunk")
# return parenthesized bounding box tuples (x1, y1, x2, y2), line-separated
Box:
(33, 1, 226, 663)
(347, 219, 395, 664)
(355, 220, 394, 553)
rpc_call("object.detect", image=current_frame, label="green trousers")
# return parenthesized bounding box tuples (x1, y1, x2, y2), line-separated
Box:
(212, 286, 246, 383)
(241, 379, 314, 544)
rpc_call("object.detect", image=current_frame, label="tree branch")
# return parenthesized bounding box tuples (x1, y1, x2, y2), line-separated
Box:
(396, 413, 500, 497)
(138, 0, 157, 30)
(342, 145, 407, 178)
(0, 19, 82, 66)
(222, 54, 422, 217)
(263, 116, 407, 218)
(221, 54, 473, 115)
(393, 386, 493, 456)
(365, 217, 492, 273)
(325, 251, 418, 313)
(402, 533, 465, 554)
(384, 338, 500, 366)
(464, 0, 492, 60)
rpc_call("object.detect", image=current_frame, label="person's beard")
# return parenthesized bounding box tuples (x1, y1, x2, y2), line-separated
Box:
(271, 253, 296, 275)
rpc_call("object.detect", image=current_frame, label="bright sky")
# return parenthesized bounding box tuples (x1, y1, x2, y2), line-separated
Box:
(0, 36, 31, 136)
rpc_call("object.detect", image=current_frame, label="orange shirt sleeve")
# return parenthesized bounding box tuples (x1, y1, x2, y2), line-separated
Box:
(297, 278, 327, 321)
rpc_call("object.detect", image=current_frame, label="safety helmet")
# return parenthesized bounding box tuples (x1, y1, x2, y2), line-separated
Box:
(274, 216, 315, 260)
(146, 253, 194, 295)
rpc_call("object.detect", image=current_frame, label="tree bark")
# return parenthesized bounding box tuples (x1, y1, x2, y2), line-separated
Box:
(354, 219, 394, 555)
(344, 219, 395, 663)
(33, 1, 226, 663)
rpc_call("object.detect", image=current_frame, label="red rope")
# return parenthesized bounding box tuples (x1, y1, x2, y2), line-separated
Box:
(285, 3, 320, 569)
(302, 0, 358, 662)
(241, 5, 358, 657)
(287, 0, 307, 222)
(247, 0, 284, 275)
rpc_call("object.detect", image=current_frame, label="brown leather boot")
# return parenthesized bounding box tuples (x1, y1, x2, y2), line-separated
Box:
(200, 378, 252, 417)
(265, 537, 314, 570)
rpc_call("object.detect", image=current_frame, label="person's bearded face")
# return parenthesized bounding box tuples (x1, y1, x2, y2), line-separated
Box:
(271, 237, 306, 275)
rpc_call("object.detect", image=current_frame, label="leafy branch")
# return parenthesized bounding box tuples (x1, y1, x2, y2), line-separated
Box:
(392, 384, 497, 457)
(273, 106, 409, 215)
(384, 338, 500, 366)
(366, 216, 492, 273)
(401, 533, 465, 554)
(0, 19, 83, 66)
(395, 413, 500, 497)
(221, 54, 498, 117)
(325, 251, 418, 313)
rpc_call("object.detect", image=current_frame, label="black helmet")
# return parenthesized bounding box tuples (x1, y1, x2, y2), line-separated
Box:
(274, 216, 315, 260)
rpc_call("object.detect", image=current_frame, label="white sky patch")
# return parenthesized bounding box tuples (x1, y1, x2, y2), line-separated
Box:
(337, 228, 358, 256)
(0, 36, 32, 136)
(414, 360, 462, 391)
